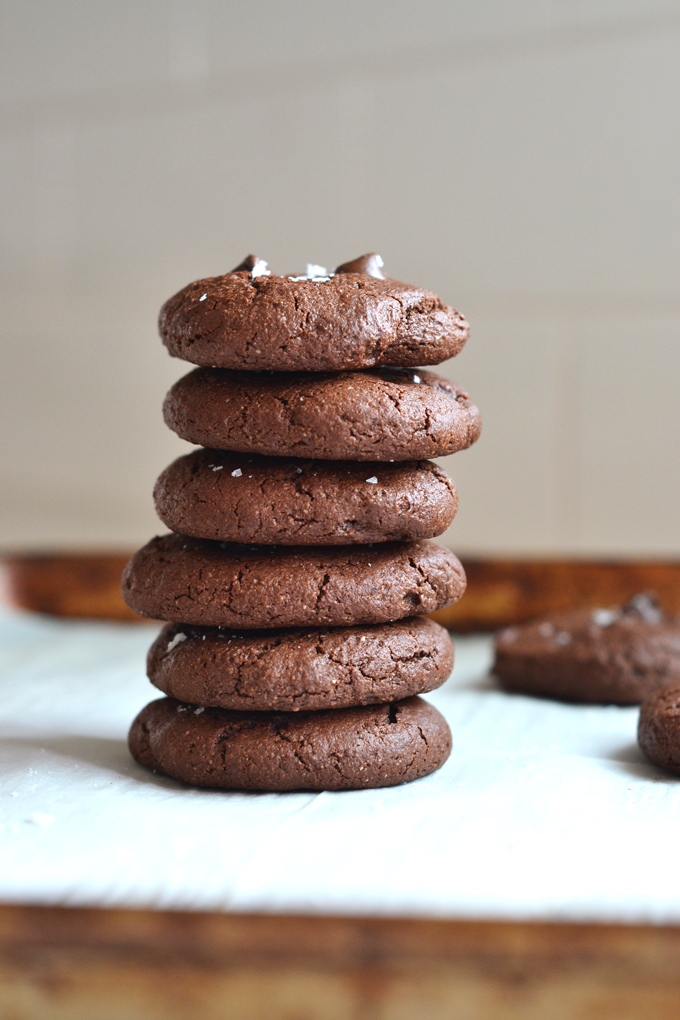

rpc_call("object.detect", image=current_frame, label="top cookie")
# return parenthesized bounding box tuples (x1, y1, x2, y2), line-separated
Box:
(158, 253, 469, 372)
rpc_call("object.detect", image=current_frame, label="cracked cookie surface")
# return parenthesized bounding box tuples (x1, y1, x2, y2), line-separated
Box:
(129, 695, 452, 790)
(154, 449, 458, 545)
(148, 617, 454, 711)
(159, 271, 468, 372)
(163, 366, 481, 462)
(121, 534, 466, 629)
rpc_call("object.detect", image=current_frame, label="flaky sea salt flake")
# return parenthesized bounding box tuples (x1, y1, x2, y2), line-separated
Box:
(250, 259, 271, 279)
(167, 632, 187, 652)
(306, 263, 328, 277)
(593, 608, 618, 627)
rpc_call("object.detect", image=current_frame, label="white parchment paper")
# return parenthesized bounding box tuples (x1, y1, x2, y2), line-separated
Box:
(0, 609, 677, 921)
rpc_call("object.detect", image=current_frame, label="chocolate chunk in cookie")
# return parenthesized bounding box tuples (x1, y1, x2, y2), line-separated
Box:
(163, 367, 481, 462)
(122, 534, 466, 629)
(494, 594, 680, 705)
(154, 450, 458, 545)
(159, 254, 468, 372)
(129, 695, 452, 790)
(148, 617, 454, 711)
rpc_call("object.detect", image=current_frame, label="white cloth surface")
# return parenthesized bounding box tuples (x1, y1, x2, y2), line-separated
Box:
(0, 609, 677, 922)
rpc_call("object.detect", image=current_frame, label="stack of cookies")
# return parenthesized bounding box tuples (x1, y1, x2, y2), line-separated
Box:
(122, 253, 481, 791)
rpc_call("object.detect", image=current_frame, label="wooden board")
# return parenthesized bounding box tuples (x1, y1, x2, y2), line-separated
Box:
(432, 557, 680, 631)
(2, 551, 680, 1018)
(0, 552, 139, 623)
(1, 905, 680, 1019)
(2, 551, 679, 631)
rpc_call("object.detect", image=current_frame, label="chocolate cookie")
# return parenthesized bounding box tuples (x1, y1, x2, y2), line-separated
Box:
(638, 686, 680, 773)
(148, 617, 454, 711)
(163, 367, 481, 462)
(129, 695, 452, 790)
(153, 449, 458, 545)
(121, 534, 466, 629)
(494, 595, 680, 705)
(158, 253, 468, 372)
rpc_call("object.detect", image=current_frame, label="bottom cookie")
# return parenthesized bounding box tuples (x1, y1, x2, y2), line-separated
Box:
(129, 696, 451, 791)
(638, 686, 680, 773)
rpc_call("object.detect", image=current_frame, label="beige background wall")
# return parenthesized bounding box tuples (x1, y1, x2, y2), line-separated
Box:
(1, 0, 679, 556)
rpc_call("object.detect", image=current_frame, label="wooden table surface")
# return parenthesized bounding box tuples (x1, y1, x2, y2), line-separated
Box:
(1, 552, 679, 1020)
